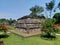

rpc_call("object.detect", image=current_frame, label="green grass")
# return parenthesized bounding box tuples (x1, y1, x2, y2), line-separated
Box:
(8, 26, 15, 30)
(1, 33, 60, 45)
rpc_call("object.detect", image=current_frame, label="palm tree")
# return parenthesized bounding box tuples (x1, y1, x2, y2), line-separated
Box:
(46, 0, 60, 18)
(30, 5, 44, 16)
(46, 0, 55, 18)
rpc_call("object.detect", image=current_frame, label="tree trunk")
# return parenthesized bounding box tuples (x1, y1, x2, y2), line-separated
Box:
(50, 11, 52, 18)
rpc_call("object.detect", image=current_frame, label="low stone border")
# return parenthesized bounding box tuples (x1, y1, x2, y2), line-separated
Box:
(9, 30, 41, 38)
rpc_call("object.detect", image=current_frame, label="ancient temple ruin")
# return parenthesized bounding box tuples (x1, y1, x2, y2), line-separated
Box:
(16, 15, 45, 33)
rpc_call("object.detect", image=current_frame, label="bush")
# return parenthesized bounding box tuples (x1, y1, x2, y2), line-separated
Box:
(0, 24, 8, 34)
(41, 32, 56, 40)
(41, 18, 58, 40)
(0, 34, 9, 39)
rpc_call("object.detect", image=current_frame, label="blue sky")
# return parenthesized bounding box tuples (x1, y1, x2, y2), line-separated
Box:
(0, 0, 60, 19)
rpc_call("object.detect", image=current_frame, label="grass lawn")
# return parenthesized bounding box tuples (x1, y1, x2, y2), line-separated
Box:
(8, 26, 15, 30)
(1, 33, 60, 45)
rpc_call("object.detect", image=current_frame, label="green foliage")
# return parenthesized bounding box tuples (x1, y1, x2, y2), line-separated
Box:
(45, 0, 60, 18)
(46, 0, 55, 11)
(0, 19, 7, 25)
(1, 33, 60, 45)
(0, 18, 16, 25)
(41, 18, 58, 39)
(53, 13, 60, 23)
(46, 0, 55, 17)
(8, 26, 15, 30)
(7, 18, 16, 25)
(0, 34, 9, 39)
(41, 32, 56, 40)
(30, 5, 44, 16)
(42, 18, 56, 29)
(0, 24, 8, 34)
(58, 2, 60, 9)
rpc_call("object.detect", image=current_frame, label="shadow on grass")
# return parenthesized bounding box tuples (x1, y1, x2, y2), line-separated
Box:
(0, 34, 9, 39)
(40, 34, 57, 41)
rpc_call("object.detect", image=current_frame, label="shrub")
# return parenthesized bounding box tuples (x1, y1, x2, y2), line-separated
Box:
(0, 34, 9, 38)
(0, 24, 8, 34)
(41, 32, 56, 40)
(41, 18, 58, 40)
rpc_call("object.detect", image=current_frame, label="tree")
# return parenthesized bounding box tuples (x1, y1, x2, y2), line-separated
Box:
(8, 18, 16, 25)
(30, 5, 44, 16)
(0, 18, 7, 24)
(41, 18, 58, 40)
(46, 0, 55, 18)
(53, 13, 60, 23)
(58, 2, 60, 9)
(46, 0, 60, 18)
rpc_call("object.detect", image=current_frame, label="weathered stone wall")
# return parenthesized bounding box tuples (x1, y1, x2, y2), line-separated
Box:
(17, 18, 41, 23)
(16, 18, 44, 31)
(16, 23, 41, 28)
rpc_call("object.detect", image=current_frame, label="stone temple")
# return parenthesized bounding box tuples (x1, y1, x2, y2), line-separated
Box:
(16, 15, 45, 33)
